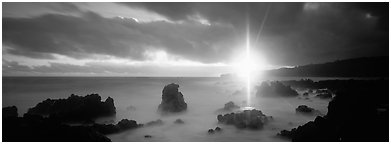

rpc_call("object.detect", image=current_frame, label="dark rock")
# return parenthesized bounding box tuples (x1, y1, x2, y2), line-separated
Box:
(296, 105, 316, 113)
(217, 109, 272, 129)
(3, 106, 18, 118)
(158, 83, 187, 113)
(215, 127, 222, 132)
(3, 114, 111, 142)
(303, 92, 309, 96)
(223, 101, 240, 111)
(146, 119, 164, 126)
(208, 129, 215, 134)
(316, 93, 332, 99)
(92, 119, 142, 135)
(278, 79, 388, 142)
(174, 119, 184, 124)
(27, 94, 116, 122)
(144, 135, 152, 138)
(256, 81, 299, 97)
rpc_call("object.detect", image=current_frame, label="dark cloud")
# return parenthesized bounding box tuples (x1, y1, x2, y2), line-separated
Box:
(121, 2, 388, 65)
(3, 11, 239, 63)
(3, 2, 388, 70)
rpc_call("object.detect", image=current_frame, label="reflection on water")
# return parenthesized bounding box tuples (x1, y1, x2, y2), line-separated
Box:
(3, 77, 332, 141)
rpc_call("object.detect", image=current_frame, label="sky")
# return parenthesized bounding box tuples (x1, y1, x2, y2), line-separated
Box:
(2, 2, 389, 77)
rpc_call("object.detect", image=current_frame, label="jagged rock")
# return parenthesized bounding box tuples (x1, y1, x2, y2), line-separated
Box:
(208, 129, 215, 134)
(3, 106, 18, 118)
(158, 83, 187, 113)
(216, 101, 240, 113)
(146, 119, 164, 126)
(303, 92, 309, 96)
(93, 119, 142, 135)
(224, 101, 240, 111)
(217, 109, 272, 129)
(215, 127, 222, 132)
(174, 119, 184, 124)
(295, 105, 321, 115)
(316, 93, 332, 99)
(256, 81, 299, 97)
(27, 94, 116, 122)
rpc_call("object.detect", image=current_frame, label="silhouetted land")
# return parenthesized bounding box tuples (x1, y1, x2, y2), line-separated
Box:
(265, 56, 388, 77)
(278, 79, 388, 141)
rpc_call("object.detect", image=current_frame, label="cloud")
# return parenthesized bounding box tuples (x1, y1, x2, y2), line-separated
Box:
(3, 11, 240, 64)
(2, 59, 231, 77)
(121, 2, 388, 65)
(3, 2, 388, 77)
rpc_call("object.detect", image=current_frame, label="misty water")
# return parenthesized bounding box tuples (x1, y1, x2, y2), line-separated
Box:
(3, 77, 335, 141)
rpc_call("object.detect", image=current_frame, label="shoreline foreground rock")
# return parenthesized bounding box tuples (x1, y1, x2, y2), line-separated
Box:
(27, 94, 116, 122)
(158, 83, 187, 113)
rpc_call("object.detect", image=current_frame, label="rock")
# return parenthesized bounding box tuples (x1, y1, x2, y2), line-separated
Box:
(174, 119, 184, 124)
(316, 93, 332, 99)
(27, 94, 116, 122)
(308, 89, 313, 93)
(256, 81, 299, 97)
(215, 127, 222, 132)
(93, 119, 142, 135)
(295, 105, 315, 113)
(217, 109, 272, 129)
(3, 106, 18, 118)
(146, 119, 164, 126)
(223, 101, 240, 111)
(3, 114, 111, 142)
(117, 119, 139, 130)
(303, 92, 309, 96)
(208, 129, 215, 134)
(144, 135, 152, 138)
(158, 83, 187, 113)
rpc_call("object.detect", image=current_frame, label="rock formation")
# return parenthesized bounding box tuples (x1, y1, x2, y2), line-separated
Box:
(3, 106, 18, 118)
(158, 83, 187, 113)
(174, 119, 184, 124)
(27, 94, 116, 122)
(217, 109, 273, 129)
(256, 81, 298, 97)
(295, 105, 321, 115)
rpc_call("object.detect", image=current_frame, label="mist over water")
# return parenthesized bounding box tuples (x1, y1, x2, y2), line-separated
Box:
(3, 77, 332, 141)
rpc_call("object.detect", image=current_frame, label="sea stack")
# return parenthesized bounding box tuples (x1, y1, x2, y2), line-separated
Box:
(158, 83, 187, 113)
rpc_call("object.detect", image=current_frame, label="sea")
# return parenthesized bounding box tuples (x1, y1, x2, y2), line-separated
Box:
(2, 76, 349, 141)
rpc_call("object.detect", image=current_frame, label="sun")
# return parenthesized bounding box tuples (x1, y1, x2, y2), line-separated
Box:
(232, 52, 266, 78)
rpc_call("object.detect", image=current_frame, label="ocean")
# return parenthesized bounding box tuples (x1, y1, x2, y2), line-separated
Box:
(2, 76, 335, 141)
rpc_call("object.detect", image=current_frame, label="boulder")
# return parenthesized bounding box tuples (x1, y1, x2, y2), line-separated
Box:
(93, 119, 142, 135)
(215, 127, 222, 132)
(256, 81, 299, 97)
(3, 106, 18, 118)
(303, 92, 309, 96)
(207, 129, 215, 134)
(174, 119, 184, 124)
(316, 93, 332, 99)
(217, 109, 272, 129)
(146, 119, 164, 126)
(144, 135, 152, 138)
(158, 83, 187, 113)
(295, 105, 320, 115)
